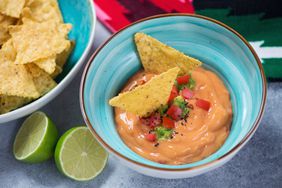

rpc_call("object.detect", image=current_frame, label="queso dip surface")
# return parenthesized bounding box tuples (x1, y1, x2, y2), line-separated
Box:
(115, 67, 232, 165)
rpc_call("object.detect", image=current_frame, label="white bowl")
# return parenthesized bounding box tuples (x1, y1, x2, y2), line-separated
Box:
(0, 0, 96, 124)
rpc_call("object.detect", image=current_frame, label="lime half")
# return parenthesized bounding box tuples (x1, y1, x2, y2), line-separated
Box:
(13, 111, 58, 163)
(54, 126, 108, 181)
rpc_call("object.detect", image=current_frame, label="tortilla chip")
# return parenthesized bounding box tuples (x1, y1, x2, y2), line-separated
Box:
(25, 64, 57, 96)
(22, 0, 63, 23)
(0, 0, 25, 18)
(0, 14, 16, 45)
(0, 60, 40, 98)
(25, 0, 35, 6)
(0, 41, 40, 98)
(35, 40, 74, 76)
(9, 19, 71, 64)
(0, 95, 31, 114)
(0, 39, 16, 60)
(33, 40, 74, 75)
(33, 57, 57, 74)
(0, 14, 17, 26)
(109, 67, 180, 117)
(56, 40, 74, 68)
(50, 65, 62, 78)
(135, 33, 202, 75)
(0, 25, 10, 45)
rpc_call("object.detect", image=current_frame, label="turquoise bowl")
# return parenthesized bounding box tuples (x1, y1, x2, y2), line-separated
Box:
(0, 0, 96, 123)
(81, 14, 266, 177)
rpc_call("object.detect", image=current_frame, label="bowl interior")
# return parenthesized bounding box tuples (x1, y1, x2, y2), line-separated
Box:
(83, 15, 264, 169)
(56, 0, 94, 81)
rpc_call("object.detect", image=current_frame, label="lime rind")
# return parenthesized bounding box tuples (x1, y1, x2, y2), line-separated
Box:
(13, 111, 59, 163)
(13, 112, 47, 160)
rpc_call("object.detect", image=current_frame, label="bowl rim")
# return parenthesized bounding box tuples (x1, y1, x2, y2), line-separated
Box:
(0, 0, 96, 124)
(80, 13, 267, 171)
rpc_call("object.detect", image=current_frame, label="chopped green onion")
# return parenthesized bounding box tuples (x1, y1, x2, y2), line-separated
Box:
(181, 107, 190, 118)
(188, 77, 196, 89)
(154, 127, 173, 141)
(173, 96, 186, 109)
(158, 104, 168, 116)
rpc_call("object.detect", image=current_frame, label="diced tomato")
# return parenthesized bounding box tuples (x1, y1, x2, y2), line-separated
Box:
(162, 117, 175, 129)
(149, 113, 161, 128)
(166, 105, 182, 121)
(141, 113, 161, 127)
(196, 99, 211, 111)
(177, 75, 190, 85)
(181, 88, 194, 99)
(168, 85, 178, 103)
(145, 133, 156, 142)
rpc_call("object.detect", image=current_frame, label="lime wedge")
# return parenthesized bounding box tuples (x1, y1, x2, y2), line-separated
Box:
(13, 111, 58, 163)
(54, 126, 108, 181)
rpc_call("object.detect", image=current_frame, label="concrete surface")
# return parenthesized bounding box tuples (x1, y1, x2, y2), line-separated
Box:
(0, 21, 281, 188)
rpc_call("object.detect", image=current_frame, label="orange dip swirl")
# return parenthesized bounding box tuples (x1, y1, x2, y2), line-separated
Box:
(114, 67, 232, 165)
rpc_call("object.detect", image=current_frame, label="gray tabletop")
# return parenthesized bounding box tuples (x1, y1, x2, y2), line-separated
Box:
(0, 21, 281, 188)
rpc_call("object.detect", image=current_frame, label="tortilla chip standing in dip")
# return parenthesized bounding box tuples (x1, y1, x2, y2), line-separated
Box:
(110, 33, 233, 165)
